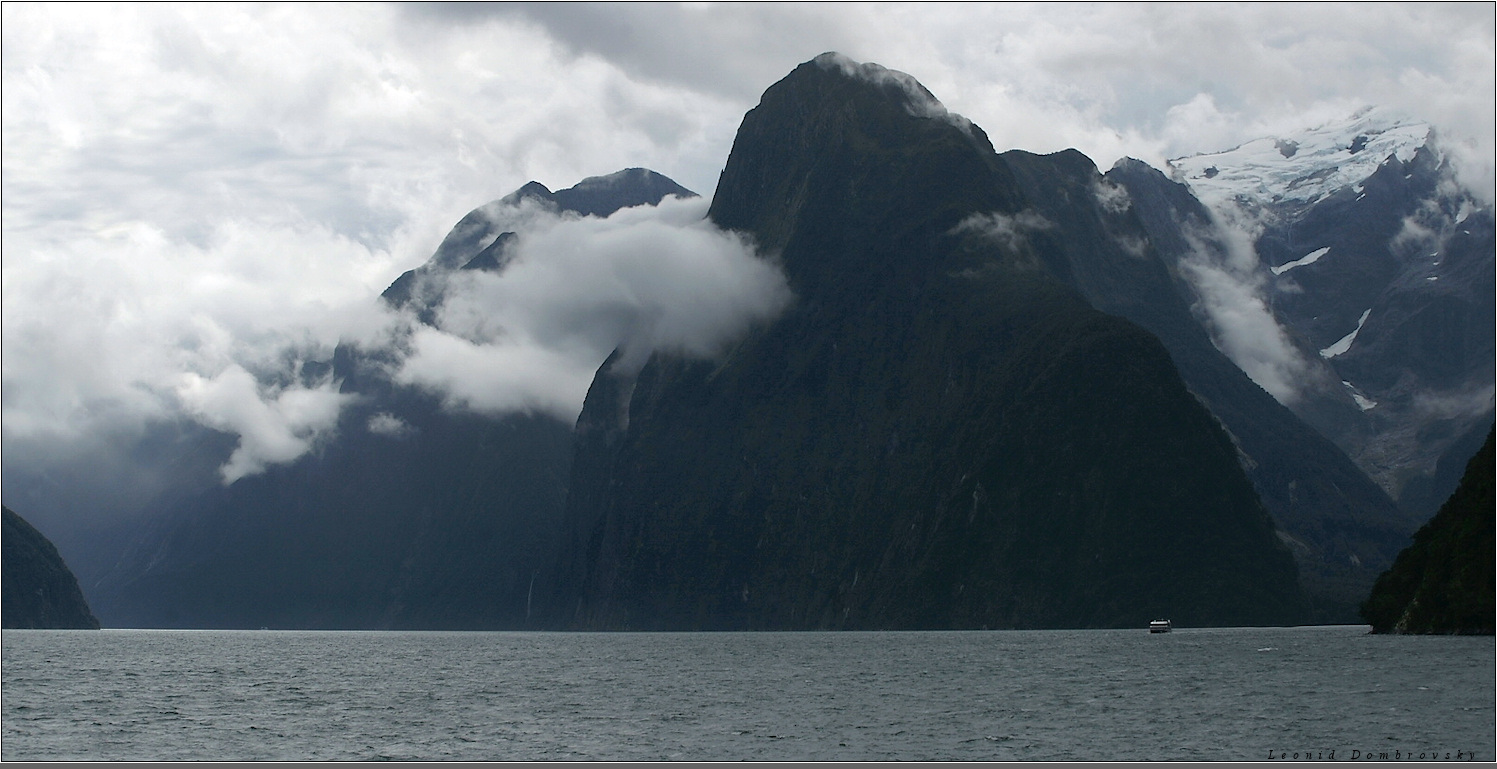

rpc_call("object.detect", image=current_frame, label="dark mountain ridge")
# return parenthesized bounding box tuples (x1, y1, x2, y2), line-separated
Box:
(547, 54, 1307, 630)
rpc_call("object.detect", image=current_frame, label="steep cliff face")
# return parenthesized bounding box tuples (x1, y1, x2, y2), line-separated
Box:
(3, 506, 100, 629)
(1362, 427, 1494, 634)
(550, 54, 1306, 630)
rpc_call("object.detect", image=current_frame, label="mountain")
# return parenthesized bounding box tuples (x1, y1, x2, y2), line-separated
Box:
(546, 53, 1308, 630)
(37, 58, 1473, 633)
(1361, 427, 1494, 634)
(985, 149, 1415, 622)
(1168, 108, 1496, 518)
(3, 506, 101, 629)
(88, 170, 694, 629)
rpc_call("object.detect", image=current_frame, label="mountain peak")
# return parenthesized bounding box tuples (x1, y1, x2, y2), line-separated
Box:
(556, 56, 1308, 630)
(382, 168, 695, 307)
(568, 167, 674, 192)
(551, 168, 696, 218)
(810, 53, 944, 116)
(500, 180, 554, 208)
(708, 54, 1002, 257)
(800, 52, 984, 137)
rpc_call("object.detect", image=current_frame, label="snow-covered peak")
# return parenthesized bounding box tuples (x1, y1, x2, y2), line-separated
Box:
(1168, 106, 1431, 211)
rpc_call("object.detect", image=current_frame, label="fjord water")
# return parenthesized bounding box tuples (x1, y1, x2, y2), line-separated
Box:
(3, 626, 1491, 761)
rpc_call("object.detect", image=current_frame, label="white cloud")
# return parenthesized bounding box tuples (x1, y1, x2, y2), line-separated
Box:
(395, 328, 600, 420)
(176, 364, 351, 483)
(1091, 178, 1133, 216)
(830, 3, 1493, 190)
(1, 216, 404, 441)
(1176, 214, 1317, 405)
(395, 196, 792, 422)
(1413, 382, 1497, 422)
(2, 2, 1490, 495)
(367, 412, 414, 439)
(1, 3, 746, 483)
(812, 52, 977, 135)
(953, 210, 1055, 254)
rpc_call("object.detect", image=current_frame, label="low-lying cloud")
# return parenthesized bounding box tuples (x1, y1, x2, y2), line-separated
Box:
(0, 216, 407, 444)
(395, 195, 791, 422)
(1177, 213, 1317, 406)
(367, 412, 415, 439)
(953, 210, 1056, 255)
(177, 364, 351, 483)
(4, 187, 789, 489)
(1091, 179, 1133, 216)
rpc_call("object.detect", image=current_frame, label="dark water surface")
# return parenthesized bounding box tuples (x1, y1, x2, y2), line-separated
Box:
(2, 625, 1492, 761)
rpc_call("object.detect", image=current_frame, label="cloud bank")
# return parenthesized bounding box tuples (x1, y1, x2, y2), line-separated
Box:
(3, 3, 1491, 510)
(4, 188, 788, 486)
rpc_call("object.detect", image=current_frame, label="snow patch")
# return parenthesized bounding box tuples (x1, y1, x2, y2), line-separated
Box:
(1271, 246, 1330, 276)
(1320, 309, 1371, 359)
(1342, 382, 1378, 411)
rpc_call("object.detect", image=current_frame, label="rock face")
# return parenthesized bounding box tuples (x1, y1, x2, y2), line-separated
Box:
(89, 171, 693, 629)
(3, 506, 100, 629)
(1361, 427, 1494, 634)
(548, 54, 1307, 630)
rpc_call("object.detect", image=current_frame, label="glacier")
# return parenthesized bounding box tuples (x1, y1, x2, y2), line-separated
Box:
(1168, 106, 1430, 212)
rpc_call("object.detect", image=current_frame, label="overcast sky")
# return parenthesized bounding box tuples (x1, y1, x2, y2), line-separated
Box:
(4, 3, 1494, 490)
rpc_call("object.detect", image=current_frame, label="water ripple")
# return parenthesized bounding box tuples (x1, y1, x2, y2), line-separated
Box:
(2, 626, 1492, 761)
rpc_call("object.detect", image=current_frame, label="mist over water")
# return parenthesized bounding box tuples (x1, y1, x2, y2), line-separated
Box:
(3, 626, 1491, 761)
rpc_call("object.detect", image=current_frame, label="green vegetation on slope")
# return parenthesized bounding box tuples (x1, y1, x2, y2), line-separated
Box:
(1361, 428, 1495, 634)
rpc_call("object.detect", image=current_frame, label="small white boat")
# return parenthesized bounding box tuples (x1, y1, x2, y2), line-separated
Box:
(1149, 619, 1172, 633)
